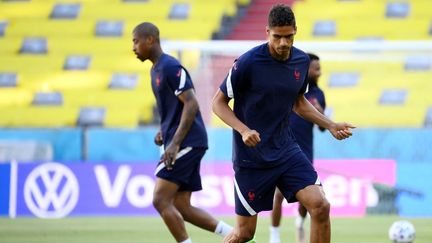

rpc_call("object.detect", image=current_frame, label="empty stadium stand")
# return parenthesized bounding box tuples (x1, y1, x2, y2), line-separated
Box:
(222, 0, 432, 127)
(0, 0, 431, 128)
(0, 0, 247, 127)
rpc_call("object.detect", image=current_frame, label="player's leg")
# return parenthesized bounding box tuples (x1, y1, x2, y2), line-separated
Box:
(295, 203, 308, 243)
(153, 178, 188, 242)
(298, 203, 308, 218)
(277, 152, 330, 243)
(269, 188, 284, 243)
(232, 164, 281, 242)
(153, 147, 207, 242)
(173, 147, 232, 236)
(174, 191, 232, 236)
(223, 214, 257, 243)
(296, 185, 330, 243)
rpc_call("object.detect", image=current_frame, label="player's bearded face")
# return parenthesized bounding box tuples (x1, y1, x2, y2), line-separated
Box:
(308, 60, 321, 83)
(267, 25, 296, 61)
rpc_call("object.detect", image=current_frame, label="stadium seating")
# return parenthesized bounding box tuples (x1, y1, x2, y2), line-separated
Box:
(1, 0, 431, 128)
(0, 0, 244, 127)
(214, 0, 432, 128)
(321, 59, 432, 127)
(293, 0, 432, 40)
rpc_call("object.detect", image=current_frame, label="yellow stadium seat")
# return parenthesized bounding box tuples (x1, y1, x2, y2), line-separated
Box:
(0, 106, 78, 127)
(0, 1, 52, 19)
(105, 107, 140, 128)
(0, 88, 33, 107)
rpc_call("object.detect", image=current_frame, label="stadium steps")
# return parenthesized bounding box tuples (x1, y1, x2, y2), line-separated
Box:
(226, 0, 297, 40)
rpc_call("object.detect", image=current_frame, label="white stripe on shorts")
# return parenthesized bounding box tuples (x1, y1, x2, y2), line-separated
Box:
(315, 176, 321, 185)
(154, 146, 193, 175)
(234, 177, 256, 216)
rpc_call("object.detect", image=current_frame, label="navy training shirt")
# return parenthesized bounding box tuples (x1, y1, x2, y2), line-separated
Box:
(290, 82, 326, 162)
(151, 53, 208, 149)
(220, 43, 309, 168)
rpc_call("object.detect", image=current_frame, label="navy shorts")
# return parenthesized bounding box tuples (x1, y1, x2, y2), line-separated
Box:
(234, 152, 320, 216)
(155, 147, 205, 192)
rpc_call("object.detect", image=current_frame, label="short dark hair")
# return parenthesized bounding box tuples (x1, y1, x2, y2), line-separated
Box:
(308, 53, 319, 62)
(268, 4, 296, 28)
(133, 22, 160, 42)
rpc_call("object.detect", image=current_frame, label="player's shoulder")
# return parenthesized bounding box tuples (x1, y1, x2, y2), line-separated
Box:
(234, 43, 266, 68)
(159, 53, 182, 72)
(160, 53, 179, 66)
(317, 86, 326, 97)
(291, 46, 310, 64)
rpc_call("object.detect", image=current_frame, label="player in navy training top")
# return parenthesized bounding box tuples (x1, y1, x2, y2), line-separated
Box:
(270, 53, 327, 243)
(212, 4, 354, 243)
(132, 22, 232, 243)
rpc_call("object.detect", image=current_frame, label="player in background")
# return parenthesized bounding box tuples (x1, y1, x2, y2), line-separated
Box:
(132, 22, 232, 243)
(212, 4, 355, 243)
(270, 53, 326, 243)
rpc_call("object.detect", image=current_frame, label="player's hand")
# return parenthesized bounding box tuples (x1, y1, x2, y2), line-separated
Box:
(161, 143, 179, 170)
(240, 129, 261, 147)
(154, 131, 163, 146)
(329, 122, 356, 140)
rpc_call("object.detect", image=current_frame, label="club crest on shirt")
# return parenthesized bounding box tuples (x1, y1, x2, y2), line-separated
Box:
(294, 68, 301, 81)
(156, 75, 161, 86)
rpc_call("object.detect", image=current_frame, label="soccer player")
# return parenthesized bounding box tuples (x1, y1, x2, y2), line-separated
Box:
(270, 53, 327, 243)
(132, 22, 232, 243)
(212, 4, 355, 243)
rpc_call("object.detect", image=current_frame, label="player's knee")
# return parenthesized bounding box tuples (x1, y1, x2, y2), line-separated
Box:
(176, 206, 191, 221)
(237, 233, 254, 242)
(309, 198, 330, 222)
(152, 195, 169, 212)
(236, 227, 255, 242)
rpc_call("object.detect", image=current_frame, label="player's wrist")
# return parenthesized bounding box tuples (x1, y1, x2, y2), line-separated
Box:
(328, 122, 337, 131)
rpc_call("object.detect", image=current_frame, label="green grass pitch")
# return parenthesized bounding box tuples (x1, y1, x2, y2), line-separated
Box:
(1, 216, 431, 242)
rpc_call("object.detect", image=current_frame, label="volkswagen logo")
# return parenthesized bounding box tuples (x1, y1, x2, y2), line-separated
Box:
(24, 162, 79, 218)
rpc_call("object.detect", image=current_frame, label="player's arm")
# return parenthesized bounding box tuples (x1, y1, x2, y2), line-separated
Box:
(293, 94, 355, 140)
(212, 89, 260, 147)
(163, 89, 197, 169)
(310, 97, 324, 114)
(309, 97, 326, 131)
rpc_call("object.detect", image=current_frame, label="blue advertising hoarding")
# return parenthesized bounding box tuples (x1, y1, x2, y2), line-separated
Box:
(0, 160, 430, 218)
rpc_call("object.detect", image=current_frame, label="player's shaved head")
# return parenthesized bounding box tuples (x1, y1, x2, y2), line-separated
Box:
(133, 22, 160, 42)
(307, 53, 319, 62)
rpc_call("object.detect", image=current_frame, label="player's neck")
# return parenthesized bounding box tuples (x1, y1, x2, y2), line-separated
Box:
(150, 46, 163, 65)
(268, 45, 291, 61)
(273, 51, 290, 61)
